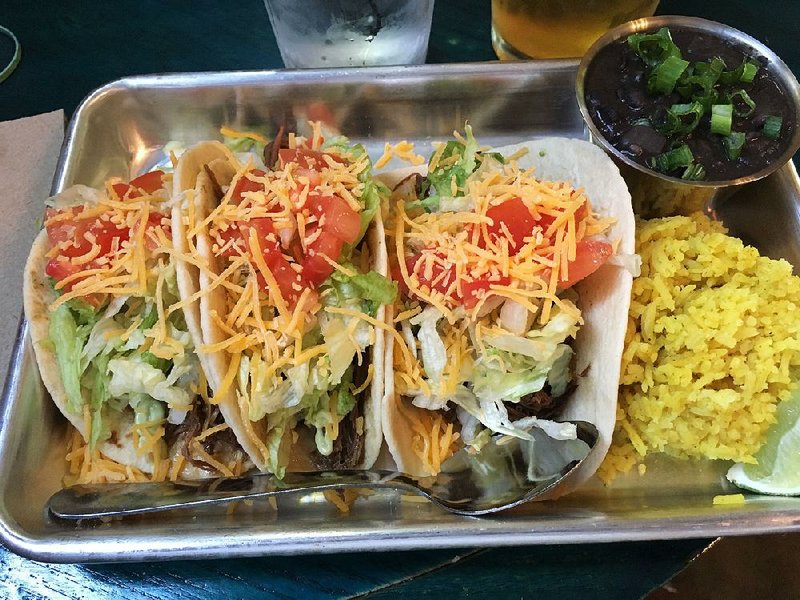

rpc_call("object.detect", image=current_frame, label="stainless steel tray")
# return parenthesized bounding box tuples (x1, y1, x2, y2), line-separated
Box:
(3, 62, 800, 563)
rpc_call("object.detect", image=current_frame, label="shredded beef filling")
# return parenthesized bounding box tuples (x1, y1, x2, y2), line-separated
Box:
(164, 401, 241, 473)
(263, 112, 298, 170)
(310, 361, 370, 470)
(506, 382, 578, 422)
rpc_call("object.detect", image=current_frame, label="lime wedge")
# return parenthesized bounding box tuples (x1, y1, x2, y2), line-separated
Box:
(727, 393, 800, 495)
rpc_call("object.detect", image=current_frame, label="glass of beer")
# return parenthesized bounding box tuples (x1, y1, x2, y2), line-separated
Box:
(491, 0, 659, 60)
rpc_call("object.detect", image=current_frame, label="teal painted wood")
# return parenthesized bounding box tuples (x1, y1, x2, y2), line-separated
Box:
(0, 545, 477, 599)
(363, 540, 709, 599)
(0, 540, 709, 599)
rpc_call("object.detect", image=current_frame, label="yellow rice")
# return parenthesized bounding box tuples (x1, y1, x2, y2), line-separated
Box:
(625, 167, 714, 219)
(598, 213, 800, 484)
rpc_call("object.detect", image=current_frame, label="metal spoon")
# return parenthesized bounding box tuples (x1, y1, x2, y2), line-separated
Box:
(48, 421, 597, 519)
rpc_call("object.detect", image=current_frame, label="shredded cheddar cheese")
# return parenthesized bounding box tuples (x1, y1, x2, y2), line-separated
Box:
(219, 125, 269, 145)
(374, 140, 427, 170)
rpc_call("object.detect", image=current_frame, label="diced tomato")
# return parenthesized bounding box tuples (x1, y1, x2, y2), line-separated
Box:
(536, 201, 589, 238)
(302, 229, 344, 286)
(305, 102, 336, 127)
(45, 207, 91, 256)
(90, 219, 130, 256)
(306, 193, 361, 244)
(44, 257, 104, 304)
(45, 257, 85, 284)
(142, 212, 170, 252)
(45, 207, 129, 261)
(129, 170, 165, 194)
(237, 217, 302, 302)
(110, 170, 165, 200)
(278, 148, 344, 171)
(485, 198, 536, 255)
(557, 239, 613, 288)
(460, 275, 511, 308)
(398, 251, 510, 308)
(215, 222, 247, 258)
(231, 169, 267, 204)
(212, 152, 363, 302)
(111, 182, 139, 200)
(402, 253, 453, 297)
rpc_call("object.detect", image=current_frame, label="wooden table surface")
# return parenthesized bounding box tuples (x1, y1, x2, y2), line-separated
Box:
(0, 0, 797, 597)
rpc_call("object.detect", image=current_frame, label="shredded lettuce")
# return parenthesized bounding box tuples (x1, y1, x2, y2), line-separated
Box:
(437, 196, 477, 213)
(87, 353, 111, 449)
(106, 356, 191, 409)
(222, 133, 266, 157)
(141, 351, 170, 374)
(139, 304, 159, 331)
(323, 265, 397, 316)
(472, 352, 550, 406)
(482, 309, 579, 362)
(319, 310, 370, 386)
(263, 411, 293, 478)
(128, 393, 166, 449)
(336, 365, 357, 416)
(522, 427, 589, 482)
(80, 296, 128, 370)
(411, 307, 447, 391)
(447, 385, 534, 441)
(416, 124, 480, 212)
(46, 184, 102, 209)
(240, 356, 308, 422)
(49, 302, 96, 414)
(426, 125, 478, 198)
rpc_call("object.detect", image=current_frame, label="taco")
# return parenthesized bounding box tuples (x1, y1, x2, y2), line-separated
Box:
(171, 123, 395, 476)
(23, 171, 249, 481)
(380, 130, 635, 491)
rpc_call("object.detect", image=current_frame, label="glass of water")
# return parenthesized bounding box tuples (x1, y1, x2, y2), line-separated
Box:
(265, 0, 435, 68)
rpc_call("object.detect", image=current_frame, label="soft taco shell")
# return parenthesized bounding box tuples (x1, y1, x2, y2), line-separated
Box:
(172, 141, 388, 472)
(24, 230, 156, 473)
(25, 186, 244, 479)
(380, 137, 634, 493)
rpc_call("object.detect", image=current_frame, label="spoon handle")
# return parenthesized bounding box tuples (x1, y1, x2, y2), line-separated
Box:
(48, 470, 418, 520)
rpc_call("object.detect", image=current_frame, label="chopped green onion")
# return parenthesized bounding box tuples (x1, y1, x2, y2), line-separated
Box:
(718, 59, 759, 85)
(728, 89, 756, 117)
(647, 143, 694, 173)
(657, 102, 704, 135)
(710, 104, 733, 135)
(694, 57, 726, 79)
(722, 131, 746, 160)
(762, 115, 783, 139)
(740, 61, 758, 83)
(627, 27, 682, 67)
(677, 57, 724, 100)
(648, 55, 690, 95)
(682, 163, 707, 181)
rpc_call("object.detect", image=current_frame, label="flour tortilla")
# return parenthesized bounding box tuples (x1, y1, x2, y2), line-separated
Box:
(380, 137, 635, 494)
(23, 230, 157, 472)
(24, 181, 244, 479)
(172, 141, 387, 472)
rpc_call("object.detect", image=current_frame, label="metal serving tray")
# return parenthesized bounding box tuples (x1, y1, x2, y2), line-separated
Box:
(3, 62, 800, 563)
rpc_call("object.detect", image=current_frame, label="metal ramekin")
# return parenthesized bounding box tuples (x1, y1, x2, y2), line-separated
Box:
(576, 16, 800, 191)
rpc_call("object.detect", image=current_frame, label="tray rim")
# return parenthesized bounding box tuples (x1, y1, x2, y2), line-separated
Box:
(4, 63, 800, 563)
